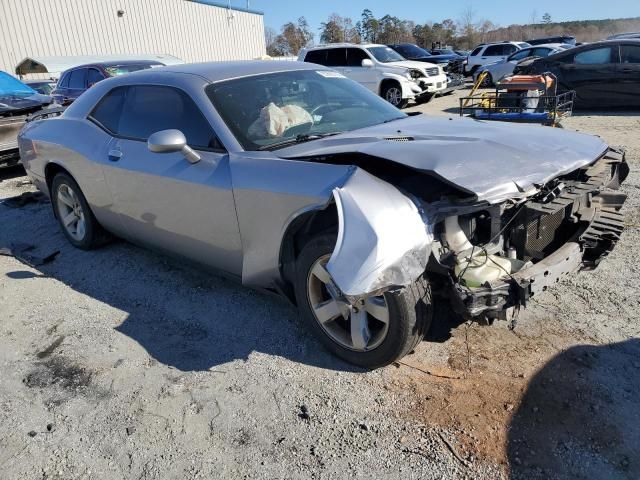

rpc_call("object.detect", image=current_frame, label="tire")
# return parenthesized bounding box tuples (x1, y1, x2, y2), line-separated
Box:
(382, 83, 408, 109)
(480, 72, 493, 88)
(51, 173, 111, 250)
(294, 234, 432, 369)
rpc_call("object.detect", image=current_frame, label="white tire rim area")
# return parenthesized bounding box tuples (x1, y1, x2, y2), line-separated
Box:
(306, 254, 390, 352)
(385, 87, 403, 106)
(56, 183, 87, 241)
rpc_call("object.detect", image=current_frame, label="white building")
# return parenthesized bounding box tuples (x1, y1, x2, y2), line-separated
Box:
(0, 0, 266, 77)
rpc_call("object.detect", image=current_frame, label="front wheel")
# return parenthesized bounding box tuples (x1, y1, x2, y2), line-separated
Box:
(382, 83, 409, 109)
(51, 173, 111, 249)
(294, 235, 432, 369)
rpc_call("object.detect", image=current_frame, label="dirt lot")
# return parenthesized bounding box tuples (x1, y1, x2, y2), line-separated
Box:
(1, 89, 639, 480)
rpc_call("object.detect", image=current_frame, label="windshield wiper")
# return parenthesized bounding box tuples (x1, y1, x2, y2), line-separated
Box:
(258, 132, 342, 151)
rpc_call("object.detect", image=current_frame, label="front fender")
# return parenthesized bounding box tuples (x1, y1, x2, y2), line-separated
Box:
(327, 168, 433, 302)
(381, 72, 418, 98)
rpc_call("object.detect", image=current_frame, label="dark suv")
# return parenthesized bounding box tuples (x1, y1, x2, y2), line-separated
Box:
(52, 60, 163, 105)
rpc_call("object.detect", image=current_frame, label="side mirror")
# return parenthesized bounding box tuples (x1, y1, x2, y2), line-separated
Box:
(147, 129, 201, 164)
(361, 59, 374, 68)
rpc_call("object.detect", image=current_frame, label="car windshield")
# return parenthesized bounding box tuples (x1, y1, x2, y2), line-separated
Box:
(206, 69, 407, 151)
(104, 64, 159, 77)
(367, 46, 406, 63)
(0, 71, 36, 96)
(397, 44, 431, 58)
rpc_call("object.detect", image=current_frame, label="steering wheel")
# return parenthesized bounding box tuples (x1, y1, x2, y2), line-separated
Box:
(282, 121, 313, 138)
(310, 104, 334, 117)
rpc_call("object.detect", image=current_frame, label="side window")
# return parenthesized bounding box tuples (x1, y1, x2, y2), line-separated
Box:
(57, 72, 70, 89)
(484, 45, 504, 56)
(574, 47, 613, 65)
(533, 47, 552, 58)
(470, 47, 483, 56)
(504, 45, 518, 55)
(87, 68, 105, 86)
(510, 49, 532, 61)
(620, 45, 640, 63)
(325, 48, 347, 67)
(346, 48, 370, 67)
(68, 69, 87, 89)
(304, 50, 327, 65)
(89, 86, 127, 133)
(118, 85, 222, 150)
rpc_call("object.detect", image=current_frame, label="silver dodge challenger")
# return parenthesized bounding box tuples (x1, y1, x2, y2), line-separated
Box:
(18, 61, 628, 368)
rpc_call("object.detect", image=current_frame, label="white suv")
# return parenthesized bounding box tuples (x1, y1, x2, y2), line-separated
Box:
(464, 41, 530, 76)
(298, 43, 447, 108)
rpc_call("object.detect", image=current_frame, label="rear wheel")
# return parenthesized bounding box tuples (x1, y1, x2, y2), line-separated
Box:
(294, 234, 432, 369)
(479, 72, 493, 88)
(382, 83, 408, 109)
(51, 173, 110, 249)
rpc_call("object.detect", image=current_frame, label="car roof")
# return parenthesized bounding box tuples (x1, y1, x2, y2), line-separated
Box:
(120, 60, 327, 83)
(306, 43, 384, 50)
(61, 59, 164, 73)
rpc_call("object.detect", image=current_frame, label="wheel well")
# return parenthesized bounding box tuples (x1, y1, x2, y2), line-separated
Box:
(380, 78, 401, 96)
(279, 203, 338, 303)
(44, 163, 71, 195)
(44, 163, 75, 218)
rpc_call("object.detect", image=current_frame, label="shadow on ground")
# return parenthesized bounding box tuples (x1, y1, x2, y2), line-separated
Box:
(507, 339, 640, 480)
(1, 197, 364, 373)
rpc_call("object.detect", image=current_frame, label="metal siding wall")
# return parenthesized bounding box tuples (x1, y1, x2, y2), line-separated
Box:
(0, 0, 266, 76)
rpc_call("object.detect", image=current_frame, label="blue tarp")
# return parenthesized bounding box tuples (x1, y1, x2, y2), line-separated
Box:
(0, 71, 36, 96)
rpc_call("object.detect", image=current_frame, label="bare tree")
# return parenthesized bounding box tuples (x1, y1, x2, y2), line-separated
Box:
(458, 5, 478, 49)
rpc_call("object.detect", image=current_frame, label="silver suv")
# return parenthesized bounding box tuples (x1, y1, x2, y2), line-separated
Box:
(464, 41, 530, 76)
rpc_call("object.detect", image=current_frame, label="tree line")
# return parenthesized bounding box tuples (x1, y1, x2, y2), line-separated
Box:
(265, 9, 640, 57)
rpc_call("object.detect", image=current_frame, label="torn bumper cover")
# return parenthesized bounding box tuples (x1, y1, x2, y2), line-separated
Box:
(450, 148, 629, 319)
(326, 168, 433, 302)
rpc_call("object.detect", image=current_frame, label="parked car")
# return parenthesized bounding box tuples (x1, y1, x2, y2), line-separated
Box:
(516, 39, 640, 108)
(607, 32, 640, 40)
(526, 35, 576, 46)
(18, 61, 628, 368)
(473, 44, 573, 86)
(387, 43, 465, 74)
(464, 41, 530, 76)
(0, 71, 53, 168)
(52, 60, 164, 105)
(298, 43, 447, 108)
(454, 50, 470, 57)
(25, 79, 58, 95)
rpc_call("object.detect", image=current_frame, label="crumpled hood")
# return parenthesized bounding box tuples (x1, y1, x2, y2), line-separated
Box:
(278, 115, 608, 204)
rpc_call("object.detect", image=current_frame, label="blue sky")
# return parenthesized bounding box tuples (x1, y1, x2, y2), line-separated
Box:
(238, 0, 639, 32)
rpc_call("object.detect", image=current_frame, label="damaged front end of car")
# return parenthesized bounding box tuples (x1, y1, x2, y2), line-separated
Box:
(429, 147, 629, 322)
(321, 147, 628, 324)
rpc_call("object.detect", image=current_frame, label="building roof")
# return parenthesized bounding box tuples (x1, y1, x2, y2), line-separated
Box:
(15, 54, 184, 76)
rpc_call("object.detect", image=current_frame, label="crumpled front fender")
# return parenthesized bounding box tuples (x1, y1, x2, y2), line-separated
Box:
(327, 168, 433, 302)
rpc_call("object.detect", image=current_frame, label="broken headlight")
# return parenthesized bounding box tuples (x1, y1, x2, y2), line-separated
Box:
(407, 69, 424, 80)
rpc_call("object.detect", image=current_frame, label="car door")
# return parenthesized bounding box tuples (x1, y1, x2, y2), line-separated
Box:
(87, 67, 106, 88)
(66, 68, 88, 103)
(345, 48, 377, 92)
(557, 46, 619, 107)
(90, 84, 243, 275)
(617, 43, 640, 107)
(481, 45, 509, 66)
(324, 48, 349, 77)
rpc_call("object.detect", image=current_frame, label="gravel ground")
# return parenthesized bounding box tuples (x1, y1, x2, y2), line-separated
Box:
(1, 89, 638, 480)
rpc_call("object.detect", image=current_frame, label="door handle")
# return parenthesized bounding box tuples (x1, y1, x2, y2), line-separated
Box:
(108, 149, 123, 161)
